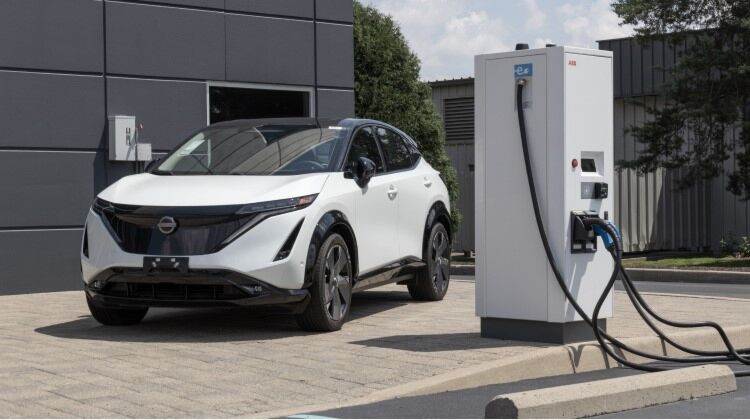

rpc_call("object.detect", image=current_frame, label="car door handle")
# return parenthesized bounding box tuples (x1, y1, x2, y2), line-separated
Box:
(387, 185, 398, 199)
(423, 178, 433, 187)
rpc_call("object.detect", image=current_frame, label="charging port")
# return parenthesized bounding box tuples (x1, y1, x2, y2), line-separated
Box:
(571, 210, 599, 253)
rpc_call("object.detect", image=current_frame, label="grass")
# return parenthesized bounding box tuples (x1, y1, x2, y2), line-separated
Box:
(623, 255, 750, 270)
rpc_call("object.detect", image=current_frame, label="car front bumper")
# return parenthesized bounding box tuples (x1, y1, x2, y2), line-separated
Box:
(81, 202, 319, 291)
(85, 267, 309, 311)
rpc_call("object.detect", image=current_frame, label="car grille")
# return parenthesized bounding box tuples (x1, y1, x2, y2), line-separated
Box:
(100, 282, 248, 300)
(94, 201, 254, 255)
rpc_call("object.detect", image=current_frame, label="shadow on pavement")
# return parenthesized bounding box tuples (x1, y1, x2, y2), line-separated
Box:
(34, 289, 411, 343)
(351, 332, 533, 352)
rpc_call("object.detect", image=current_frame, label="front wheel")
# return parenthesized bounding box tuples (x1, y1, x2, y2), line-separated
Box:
(295, 233, 353, 332)
(86, 294, 148, 326)
(408, 222, 451, 301)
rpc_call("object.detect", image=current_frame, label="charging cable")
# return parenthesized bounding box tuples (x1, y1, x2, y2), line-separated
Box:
(515, 78, 750, 377)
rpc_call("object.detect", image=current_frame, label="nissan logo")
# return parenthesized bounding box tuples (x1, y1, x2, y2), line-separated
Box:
(157, 216, 177, 235)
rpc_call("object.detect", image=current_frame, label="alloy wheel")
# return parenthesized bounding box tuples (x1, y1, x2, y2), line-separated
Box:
(324, 244, 351, 321)
(431, 230, 450, 292)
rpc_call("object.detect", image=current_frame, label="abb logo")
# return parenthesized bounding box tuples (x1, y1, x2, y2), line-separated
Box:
(568, 59, 577, 66)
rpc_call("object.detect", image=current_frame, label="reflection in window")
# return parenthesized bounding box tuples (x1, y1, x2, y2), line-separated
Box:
(157, 125, 348, 176)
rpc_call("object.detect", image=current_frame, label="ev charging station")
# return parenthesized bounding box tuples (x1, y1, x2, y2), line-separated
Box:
(475, 46, 615, 343)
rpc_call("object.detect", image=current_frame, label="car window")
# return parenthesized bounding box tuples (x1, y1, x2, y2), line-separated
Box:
(376, 126, 413, 172)
(347, 127, 384, 173)
(156, 125, 348, 175)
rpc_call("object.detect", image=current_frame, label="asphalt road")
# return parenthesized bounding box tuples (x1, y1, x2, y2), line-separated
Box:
(454, 275, 750, 299)
(307, 366, 750, 419)
(308, 368, 639, 419)
(301, 277, 750, 419)
(613, 279, 750, 299)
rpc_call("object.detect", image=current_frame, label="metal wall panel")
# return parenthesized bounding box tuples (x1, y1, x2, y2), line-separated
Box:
(106, 1, 225, 80)
(0, 71, 105, 149)
(225, 0, 314, 18)
(0, 0, 103, 73)
(226, 14, 314, 85)
(430, 80, 476, 251)
(0, 229, 83, 294)
(445, 142, 475, 252)
(107, 77, 207, 151)
(317, 89, 354, 118)
(613, 97, 712, 251)
(125, 0, 225, 9)
(316, 23, 354, 88)
(316, 0, 354, 23)
(0, 151, 102, 228)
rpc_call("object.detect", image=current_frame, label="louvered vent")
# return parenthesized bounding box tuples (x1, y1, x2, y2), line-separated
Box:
(443, 97, 474, 142)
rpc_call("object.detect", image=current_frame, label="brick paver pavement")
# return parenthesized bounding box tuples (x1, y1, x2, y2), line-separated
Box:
(1, 279, 749, 417)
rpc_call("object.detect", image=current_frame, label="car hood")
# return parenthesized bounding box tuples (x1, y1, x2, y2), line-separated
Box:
(97, 173, 330, 207)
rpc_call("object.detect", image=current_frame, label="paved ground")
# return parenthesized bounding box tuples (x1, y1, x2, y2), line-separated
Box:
(614, 280, 750, 299)
(1, 279, 749, 418)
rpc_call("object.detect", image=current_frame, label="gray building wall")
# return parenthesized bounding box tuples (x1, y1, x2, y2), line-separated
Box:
(598, 37, 732, 253)
(431, 37, 736, 254)
(0, 0, 354, 295)
(430, 79, 475, 253)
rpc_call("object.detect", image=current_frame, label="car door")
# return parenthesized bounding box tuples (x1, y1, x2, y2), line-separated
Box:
(345, 126, 401, 273)
(374, 126, 431, 260)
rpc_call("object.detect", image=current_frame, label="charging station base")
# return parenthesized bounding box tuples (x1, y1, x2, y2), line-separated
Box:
(480, 318, 607, 344)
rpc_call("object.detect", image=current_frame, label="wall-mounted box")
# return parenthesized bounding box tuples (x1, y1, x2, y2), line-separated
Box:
(108, 115, 151, 161)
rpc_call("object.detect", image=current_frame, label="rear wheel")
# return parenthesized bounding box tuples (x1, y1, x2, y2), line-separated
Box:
(86, 294, 148, 326)
(408, 222, 451, 301)
(295, 233, 353, 331)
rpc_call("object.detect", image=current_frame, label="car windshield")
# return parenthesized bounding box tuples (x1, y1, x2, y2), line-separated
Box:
(154, 124, 349, 175)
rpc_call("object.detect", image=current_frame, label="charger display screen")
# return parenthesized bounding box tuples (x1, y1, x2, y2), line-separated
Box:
(581, 158, 597, 173)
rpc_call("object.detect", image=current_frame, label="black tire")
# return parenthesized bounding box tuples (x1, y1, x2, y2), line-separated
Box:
(86, 294, 148, 326)
(295, 233, 353, 332)
(408, 222, 451, 301)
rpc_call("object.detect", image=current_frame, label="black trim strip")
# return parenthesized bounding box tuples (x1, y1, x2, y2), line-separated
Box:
(0, 66, 103, 76)
(354, 257, 425, 292)
(275, 218, 304, 261)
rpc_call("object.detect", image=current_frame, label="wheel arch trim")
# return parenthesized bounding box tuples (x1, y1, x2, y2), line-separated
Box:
(305, 210, 359, 288)
(423, 201, 452, 258)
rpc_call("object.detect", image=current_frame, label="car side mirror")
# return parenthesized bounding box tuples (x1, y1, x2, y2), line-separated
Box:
(352, 156, 376, 188)
(144, 157, 163, 173)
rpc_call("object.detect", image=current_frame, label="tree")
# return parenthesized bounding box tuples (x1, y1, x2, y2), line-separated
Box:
(612, 0, 750, 196)
(353, 2, 461, 228)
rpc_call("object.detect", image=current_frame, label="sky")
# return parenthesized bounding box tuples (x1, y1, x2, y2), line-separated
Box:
(362, 0, 634, 81)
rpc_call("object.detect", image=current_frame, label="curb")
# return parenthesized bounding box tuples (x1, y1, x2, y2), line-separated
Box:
(485, 364, 737, 418)
(625, 268, 750, 285)
(252, 324, 750, 418)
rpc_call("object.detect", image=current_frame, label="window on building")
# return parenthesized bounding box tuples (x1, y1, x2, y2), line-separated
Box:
(209, 86, 310, 124)
(375, 126, 412, 172)
(443, 97, 474, 142)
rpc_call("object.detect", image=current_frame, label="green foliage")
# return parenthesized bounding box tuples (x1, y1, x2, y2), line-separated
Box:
(719, 235, 750, 258)
(613, 0, 750, 195)
(352, 2, 461, 229)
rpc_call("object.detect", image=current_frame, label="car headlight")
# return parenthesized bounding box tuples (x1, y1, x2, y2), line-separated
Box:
(236, 194, 318, 215)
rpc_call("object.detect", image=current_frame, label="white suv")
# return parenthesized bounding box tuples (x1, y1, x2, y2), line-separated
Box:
(81, 118, 452, 331)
